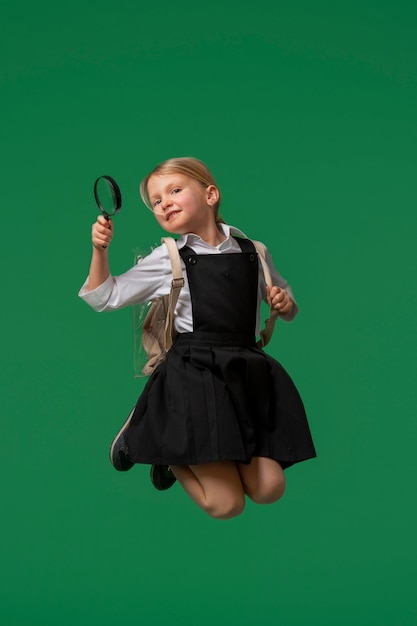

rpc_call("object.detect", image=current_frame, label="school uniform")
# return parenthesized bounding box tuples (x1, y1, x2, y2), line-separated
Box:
(79, 224, 316, 469)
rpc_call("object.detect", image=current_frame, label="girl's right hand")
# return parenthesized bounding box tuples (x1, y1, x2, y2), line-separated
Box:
(92, 215, 114, 250)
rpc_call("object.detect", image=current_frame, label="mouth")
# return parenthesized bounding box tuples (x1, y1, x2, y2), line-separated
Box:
(166, 210, 181, 222)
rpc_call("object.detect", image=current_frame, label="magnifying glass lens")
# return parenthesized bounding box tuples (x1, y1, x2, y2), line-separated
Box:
(94, 175, 122, 218)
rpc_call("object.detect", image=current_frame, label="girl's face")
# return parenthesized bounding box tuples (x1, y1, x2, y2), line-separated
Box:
(147, 173, 218, 236)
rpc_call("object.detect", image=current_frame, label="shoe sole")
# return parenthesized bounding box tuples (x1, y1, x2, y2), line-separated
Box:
(150, 465, 177, 491)
(109, 406, 135, 470)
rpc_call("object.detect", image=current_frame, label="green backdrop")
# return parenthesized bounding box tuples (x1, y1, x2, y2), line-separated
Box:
(1, 1, 416, 624)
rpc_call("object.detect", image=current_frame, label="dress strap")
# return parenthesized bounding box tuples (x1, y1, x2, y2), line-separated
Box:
(233, 237, 256, 253)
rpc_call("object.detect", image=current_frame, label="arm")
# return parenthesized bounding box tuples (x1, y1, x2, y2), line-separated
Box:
(86, 215, 114, 291)
(262, 246, 299, 322)
(79, 237, 175, 312)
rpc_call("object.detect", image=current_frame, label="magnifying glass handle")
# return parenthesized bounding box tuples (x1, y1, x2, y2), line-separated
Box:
(102, 215, 110, 248)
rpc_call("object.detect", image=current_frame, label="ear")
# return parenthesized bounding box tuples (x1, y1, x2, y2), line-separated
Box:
(206, 184, 220, 206)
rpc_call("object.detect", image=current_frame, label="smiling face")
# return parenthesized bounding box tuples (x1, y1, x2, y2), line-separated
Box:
(147, 173, 219, 236)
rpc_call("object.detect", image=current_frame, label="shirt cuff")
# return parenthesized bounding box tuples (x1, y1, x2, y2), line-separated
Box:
(278, 301, 299, 322)
(78, 275, 114, 311)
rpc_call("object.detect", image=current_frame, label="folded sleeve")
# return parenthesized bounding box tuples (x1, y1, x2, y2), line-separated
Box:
(78, 275, 116, 311)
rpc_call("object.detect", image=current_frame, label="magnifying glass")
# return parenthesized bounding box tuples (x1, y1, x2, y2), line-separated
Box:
(93, 175, 122, 219)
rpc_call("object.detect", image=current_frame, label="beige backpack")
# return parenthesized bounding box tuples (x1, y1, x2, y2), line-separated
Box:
(137, 237, 278, 377)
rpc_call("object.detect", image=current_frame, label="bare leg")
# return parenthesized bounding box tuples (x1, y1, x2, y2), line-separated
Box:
(170, 461, 246, 520)
(237, 457, 286, 504)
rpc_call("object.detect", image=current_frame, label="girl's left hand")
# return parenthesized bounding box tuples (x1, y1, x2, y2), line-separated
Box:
(267, 285, 294, 315)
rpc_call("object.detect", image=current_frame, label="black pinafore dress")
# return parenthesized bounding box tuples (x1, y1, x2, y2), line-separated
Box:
(125, 238, 316, 469)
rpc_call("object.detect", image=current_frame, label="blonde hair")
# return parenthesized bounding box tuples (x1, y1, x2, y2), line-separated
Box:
(140, 157, 223, 222)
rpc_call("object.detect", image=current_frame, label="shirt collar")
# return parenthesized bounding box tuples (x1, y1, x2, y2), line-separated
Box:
(177, 223, 248, 250)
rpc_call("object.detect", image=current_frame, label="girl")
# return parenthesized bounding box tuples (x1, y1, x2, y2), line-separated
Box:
(79, 157, 316, 520)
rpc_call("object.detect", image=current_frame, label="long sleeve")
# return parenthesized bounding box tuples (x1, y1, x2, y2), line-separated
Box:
(78, 245, 173, 312)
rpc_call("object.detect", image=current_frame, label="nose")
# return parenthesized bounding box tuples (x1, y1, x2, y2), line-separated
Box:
(161, 195, 173, 211)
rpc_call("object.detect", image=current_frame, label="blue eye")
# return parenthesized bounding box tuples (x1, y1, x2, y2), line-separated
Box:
(153, 199, 161, 207)
(172, 188, 181, 194)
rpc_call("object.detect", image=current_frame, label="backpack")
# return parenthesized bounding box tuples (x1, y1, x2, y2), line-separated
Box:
(137, 237, 279, 377)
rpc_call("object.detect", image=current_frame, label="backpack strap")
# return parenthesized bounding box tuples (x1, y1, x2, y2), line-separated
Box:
(252, 240, 279, 349)
(161, 237, 184, 351)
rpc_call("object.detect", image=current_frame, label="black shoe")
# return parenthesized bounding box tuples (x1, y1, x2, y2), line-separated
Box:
(109, 407, 135, 471)
(150, 465, 177, 491)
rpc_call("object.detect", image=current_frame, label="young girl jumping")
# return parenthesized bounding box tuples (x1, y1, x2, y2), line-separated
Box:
(79, 157, 316, 520)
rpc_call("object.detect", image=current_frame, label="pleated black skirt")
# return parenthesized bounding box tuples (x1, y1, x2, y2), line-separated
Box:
(125, 332, 316, 469)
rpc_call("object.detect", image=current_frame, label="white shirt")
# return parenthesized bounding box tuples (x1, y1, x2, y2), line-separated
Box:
(78, 223, 298, 334)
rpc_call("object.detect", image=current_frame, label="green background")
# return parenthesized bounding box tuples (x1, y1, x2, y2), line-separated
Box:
(1, 0, 416, 624)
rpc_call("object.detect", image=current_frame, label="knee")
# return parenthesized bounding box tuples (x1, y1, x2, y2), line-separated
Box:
(205, 494, 246, 520)
(249, 474, 286, 505)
